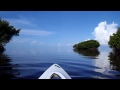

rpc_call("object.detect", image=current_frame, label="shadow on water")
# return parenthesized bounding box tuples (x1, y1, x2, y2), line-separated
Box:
(0, 52, 20, 79)
(73, 48, 100, 59)
(108, 50, 120, 72)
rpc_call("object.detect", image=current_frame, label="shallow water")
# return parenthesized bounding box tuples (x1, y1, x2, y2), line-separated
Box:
(0, 46, 120, 79)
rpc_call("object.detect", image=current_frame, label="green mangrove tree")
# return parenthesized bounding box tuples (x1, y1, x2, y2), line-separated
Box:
(0, 18, 20, 52)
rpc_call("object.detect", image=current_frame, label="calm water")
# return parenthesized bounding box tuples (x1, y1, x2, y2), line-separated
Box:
(1, 46, 120, 79)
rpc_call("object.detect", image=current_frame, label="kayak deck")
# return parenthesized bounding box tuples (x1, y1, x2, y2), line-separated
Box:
(39, 64, 71, 79)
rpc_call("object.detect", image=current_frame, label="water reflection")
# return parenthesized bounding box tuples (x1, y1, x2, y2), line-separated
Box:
(94, 51, 110, 73)
(73, 49, 100, 59)
(0, 52, 20, 79)
(108, 51, 120, 71)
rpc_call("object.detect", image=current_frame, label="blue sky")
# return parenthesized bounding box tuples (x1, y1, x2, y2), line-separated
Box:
(0, 11, 120, 50)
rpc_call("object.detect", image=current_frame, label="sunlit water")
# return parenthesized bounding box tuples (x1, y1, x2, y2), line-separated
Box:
(1, 46, 120, 79)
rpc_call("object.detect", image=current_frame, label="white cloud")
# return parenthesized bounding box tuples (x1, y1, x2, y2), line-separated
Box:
(67, 43, 73, 46)
(84, 38, 90, 41)
(31, 41, 37, 44)
(14, 19, 31, 25)
(20, 29, 55, 36)
(39, 42, 44, 45)
(11, 38, 45, 46)
(92, 21, 118, 45)
(3, 18, 35, 26)
(58, 43, 61, 47)
(11, 38, 35, 43)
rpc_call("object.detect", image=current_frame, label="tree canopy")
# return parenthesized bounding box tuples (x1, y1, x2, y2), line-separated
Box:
(108, 27, 120, 51)
(73, 40, 100, 50)
(0, 18, 20, 52)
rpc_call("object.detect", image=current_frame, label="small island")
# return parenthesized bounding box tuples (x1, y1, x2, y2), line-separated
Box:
(73, 39, 100, 50)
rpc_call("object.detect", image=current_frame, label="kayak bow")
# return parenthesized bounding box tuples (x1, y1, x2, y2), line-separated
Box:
(39, 64, 71, 79)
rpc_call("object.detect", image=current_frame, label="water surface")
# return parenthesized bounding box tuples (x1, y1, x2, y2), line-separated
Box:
(1, 46, 120, 79)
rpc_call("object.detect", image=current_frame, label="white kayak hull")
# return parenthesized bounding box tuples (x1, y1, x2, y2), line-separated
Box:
(39, 64, 71, 79)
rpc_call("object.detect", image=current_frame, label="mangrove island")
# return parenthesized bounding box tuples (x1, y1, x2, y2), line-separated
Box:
(73, 39, 100, 50)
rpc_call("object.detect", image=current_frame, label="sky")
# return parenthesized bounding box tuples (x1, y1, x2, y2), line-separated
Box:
(0, 11, 120, 50)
